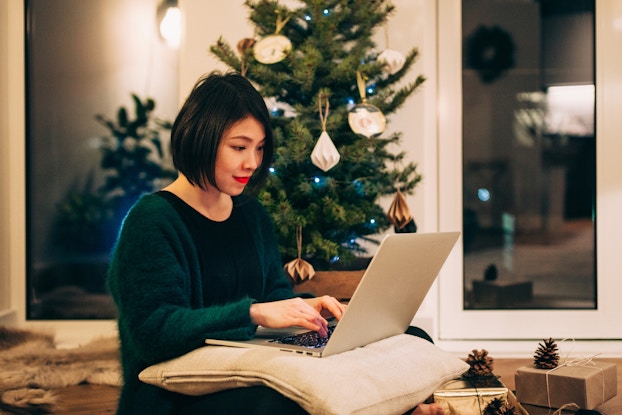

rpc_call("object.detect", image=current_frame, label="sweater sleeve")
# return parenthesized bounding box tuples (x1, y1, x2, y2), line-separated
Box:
(108, 195, 257, 365)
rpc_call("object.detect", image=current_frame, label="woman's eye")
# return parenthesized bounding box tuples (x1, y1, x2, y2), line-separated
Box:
(233, 146, 245, 151)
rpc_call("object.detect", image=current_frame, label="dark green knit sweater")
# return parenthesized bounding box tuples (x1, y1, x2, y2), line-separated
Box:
(107, 194, 297, 414)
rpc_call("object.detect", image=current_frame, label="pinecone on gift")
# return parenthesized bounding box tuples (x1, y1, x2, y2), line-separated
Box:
(484, 398, 519, 415)
(465, 349, 494, 377)
(534, 337, 560, 369)
(483, 397, 504, 415)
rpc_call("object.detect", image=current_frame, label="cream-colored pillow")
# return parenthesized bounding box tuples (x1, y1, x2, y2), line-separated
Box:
(139, 334, 468, 415)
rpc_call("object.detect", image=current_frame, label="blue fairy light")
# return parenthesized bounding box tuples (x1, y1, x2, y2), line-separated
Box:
(313, 176, 327, 188)
(304, 14, 312, 21)
(478, 188, 491, 202)
(369, 218, 376, 225)
(323, 9, 330, 15)
(330, 255, 340, 263)
(353, 179, 365, 195)
(269, 167, 276, 174)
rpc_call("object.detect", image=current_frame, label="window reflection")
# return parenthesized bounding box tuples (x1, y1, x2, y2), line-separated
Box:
(462, 0, 596, 310)
(26, 0, 179, 319)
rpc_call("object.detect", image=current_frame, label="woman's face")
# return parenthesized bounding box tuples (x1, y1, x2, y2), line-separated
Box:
(214, 116, 265, 196)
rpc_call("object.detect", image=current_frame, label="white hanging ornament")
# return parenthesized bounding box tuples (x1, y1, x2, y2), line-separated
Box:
(378, 49, 406, 75)
(310, 94, 340, 171)
(348, 71, 386, 138)
(253, 12, 292, 64)
(311, 131, 340, 172)
(377, 25, 406, 75)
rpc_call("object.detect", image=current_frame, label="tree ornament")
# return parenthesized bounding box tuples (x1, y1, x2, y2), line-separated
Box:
(283, 226, 315, 283)
(378, 49, 406, 75)
(253, 11, 292, 64)
(348, 71, 386, 138)
(237, 37, 256, 76)
(377, 25, 406, 75)
(465, 349, 495, 378)
(387, 189, 417, 233)
(533, 338, 560, 369)
(311, 93, 340, 171)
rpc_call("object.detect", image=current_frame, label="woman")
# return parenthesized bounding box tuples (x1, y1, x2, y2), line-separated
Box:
(108, 71, 442, 415)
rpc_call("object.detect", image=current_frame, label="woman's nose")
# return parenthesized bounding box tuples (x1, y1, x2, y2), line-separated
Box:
(244, 151, 261, 170)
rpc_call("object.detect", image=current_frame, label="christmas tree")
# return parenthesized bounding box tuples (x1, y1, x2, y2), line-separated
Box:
(210, 0, 424, 272)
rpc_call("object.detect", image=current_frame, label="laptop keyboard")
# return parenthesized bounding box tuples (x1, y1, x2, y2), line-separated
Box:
(269, 325, 336, 349)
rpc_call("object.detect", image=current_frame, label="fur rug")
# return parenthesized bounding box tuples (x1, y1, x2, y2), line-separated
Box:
(0, 326, 121, 415)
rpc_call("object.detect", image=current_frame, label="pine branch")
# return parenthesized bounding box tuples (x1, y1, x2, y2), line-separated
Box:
(209, 37, 242, 72)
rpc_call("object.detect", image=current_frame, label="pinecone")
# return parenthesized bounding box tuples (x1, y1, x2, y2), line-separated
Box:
(465, 349, 494, 377)
(483, 397, 505, 415)
(534, 338, 560, 369)
(484, 398, 519, 415)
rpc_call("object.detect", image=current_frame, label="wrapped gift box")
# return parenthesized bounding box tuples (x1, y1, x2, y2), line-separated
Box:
(515, 361, 617, 410)
(433, 377, 508, 415)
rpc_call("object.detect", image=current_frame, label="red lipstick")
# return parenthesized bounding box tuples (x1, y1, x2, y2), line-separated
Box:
(234, 176, 250, 184)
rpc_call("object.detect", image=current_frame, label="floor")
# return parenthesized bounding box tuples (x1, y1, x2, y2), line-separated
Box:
(50, 358, 621, 414)
(464, 219, 596, 310)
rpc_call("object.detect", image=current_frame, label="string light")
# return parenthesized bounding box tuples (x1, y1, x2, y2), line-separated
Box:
(478, 188, 491, 202)
(157, 0, 181, 48)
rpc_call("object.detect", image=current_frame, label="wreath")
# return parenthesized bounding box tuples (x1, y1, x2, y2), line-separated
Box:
(465, 25, 516, 83)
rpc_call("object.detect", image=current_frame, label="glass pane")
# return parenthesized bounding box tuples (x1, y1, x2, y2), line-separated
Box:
(26, 0, 179, 319)
(462, 0, 596, 310)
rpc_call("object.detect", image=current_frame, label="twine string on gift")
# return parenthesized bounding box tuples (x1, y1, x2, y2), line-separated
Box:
(553, 403, 580, 414)
(544, 338, 606, 410)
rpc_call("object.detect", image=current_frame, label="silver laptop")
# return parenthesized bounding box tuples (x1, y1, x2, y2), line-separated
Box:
(205, 231, 460, 357)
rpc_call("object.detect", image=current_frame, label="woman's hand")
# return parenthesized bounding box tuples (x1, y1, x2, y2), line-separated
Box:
(303, 295, 346, 321)
(250, 296, 346, 337)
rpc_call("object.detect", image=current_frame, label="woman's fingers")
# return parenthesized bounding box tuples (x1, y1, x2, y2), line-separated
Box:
(305, 296, 347, 320)
(250, 298, 329, 335)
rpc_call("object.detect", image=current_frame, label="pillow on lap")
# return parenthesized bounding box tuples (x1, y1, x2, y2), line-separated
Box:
(139, 333, 468, 415)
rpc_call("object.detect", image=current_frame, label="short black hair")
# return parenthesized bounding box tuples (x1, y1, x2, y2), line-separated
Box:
(170, 71, 274, 194)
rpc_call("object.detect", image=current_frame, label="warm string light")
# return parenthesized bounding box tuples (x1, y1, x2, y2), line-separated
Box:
(157, 0, 181, 48)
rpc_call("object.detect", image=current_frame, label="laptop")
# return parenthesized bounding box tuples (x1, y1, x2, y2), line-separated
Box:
(205, 231, 460, 357)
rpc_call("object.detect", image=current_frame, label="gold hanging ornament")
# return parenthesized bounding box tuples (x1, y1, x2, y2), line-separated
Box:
(283, 226, 316, 283)
(237, 37, 256, 76)
(253, 11, 292, 64)
(387, 188, 417, 233)
(310, 92, 340, 171)
(348, 71, 386, 138)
